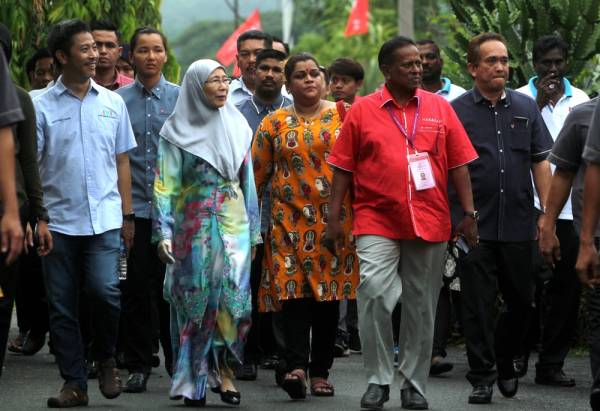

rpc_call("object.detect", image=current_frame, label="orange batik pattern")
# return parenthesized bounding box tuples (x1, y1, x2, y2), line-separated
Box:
(252, 105, 358, 312)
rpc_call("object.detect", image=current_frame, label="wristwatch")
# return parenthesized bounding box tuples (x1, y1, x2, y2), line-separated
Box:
(464, 210, 479, 220)
(37, 212, 50, 224)
(123, 213, 135, 222)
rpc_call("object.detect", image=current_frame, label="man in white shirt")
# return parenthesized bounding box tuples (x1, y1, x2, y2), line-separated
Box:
(516, 34, 589, 387)
(417, 39, 466, 101)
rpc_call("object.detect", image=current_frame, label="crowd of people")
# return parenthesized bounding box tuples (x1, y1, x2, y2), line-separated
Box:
(1, 16, 600, 411)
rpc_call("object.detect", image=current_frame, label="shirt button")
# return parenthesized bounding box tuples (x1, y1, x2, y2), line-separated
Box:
(147, 131, 151, 135)
(501, 169, 505, 173)
(147, 149, 151, 153)
(147, 114, 151, 117)
(497, 130, 501, 134)
(499, 149, 503, 153)
(494, 112, 498, 115)
(500, 189, 504, 193)
(147, 97, 151, 101)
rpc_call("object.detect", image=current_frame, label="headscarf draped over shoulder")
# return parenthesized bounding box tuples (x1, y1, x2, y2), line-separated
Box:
(159, 59, 252, 180)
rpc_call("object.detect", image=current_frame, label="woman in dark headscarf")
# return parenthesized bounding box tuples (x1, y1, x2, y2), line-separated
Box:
(153, 59, 261, 406)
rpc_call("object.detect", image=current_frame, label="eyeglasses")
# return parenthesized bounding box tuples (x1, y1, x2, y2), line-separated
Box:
(204, 77, 232, 86)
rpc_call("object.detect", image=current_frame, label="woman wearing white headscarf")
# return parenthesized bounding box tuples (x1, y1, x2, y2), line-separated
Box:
(152, 59, 260, 406)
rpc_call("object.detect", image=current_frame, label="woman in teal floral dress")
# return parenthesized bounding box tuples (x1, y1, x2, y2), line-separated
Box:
(152, 59, 261, 406)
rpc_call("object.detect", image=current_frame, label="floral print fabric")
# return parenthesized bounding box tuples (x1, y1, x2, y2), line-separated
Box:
(252, 105, 358, 312)
(153, 138, 261, 400)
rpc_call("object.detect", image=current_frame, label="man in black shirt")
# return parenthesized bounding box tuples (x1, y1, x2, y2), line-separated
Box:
(451, 32, 553, 404)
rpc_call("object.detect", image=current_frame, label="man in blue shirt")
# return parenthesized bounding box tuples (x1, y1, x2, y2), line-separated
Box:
(236, 48, 291, 381)
(229, 30, 272, 106)
(34, 19, 136, 407)
(117, 27, 179, 393)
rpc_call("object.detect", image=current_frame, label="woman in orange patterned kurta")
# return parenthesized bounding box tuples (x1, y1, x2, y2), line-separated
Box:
(252, 53, 358, 400)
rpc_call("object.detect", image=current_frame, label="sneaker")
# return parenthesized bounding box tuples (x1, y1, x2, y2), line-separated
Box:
(47, 383, 89, 408)
(97, 358, 122, 399)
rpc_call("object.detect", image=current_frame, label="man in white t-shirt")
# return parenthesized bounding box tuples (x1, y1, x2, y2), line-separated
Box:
(417, 39, 466, 102)
(516, 34, 589, 388)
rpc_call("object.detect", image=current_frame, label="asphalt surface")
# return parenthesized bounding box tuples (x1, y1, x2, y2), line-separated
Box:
(0, 328, 595, 410)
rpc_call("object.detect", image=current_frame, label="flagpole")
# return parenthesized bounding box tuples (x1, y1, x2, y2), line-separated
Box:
(281, 0, 294, 46)
(397, 0, 413, 38)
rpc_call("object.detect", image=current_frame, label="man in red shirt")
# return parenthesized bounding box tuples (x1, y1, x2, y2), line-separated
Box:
(325, 36, 478, 410)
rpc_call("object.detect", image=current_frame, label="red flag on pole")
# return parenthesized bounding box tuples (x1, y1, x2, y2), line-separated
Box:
(344, 0, 369, 37)
(216, 9, 262, 73)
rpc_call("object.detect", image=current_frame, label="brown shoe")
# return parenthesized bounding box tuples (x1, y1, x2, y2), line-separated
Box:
(47, 383, 89, 408)
(97, 358, 122, 399)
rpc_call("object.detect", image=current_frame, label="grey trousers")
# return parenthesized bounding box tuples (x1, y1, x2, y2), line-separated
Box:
(356, 235, 445, 396)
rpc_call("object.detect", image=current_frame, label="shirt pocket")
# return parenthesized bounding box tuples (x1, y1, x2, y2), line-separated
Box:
(414, 124, 442, 155)
(95, 110, 120, 151)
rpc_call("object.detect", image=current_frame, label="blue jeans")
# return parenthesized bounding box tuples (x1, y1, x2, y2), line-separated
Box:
(42, 229, 121, 390)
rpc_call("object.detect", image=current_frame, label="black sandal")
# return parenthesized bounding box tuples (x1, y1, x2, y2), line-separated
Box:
(281, 369, 307, 400)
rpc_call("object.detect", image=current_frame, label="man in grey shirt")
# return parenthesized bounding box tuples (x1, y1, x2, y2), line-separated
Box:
(570, 97, 600, 411)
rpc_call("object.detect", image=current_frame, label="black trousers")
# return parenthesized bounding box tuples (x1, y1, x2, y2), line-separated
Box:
(15, 250, 48, 337)
(281, 298, 339, 379)
(432, 286, 462, 358)
(588, 286, 600, 390)
(536, 220, 581, 373)
(0, 256, 18, 378)
(121, 218, 171, 373)
(459, 240, 534, 385)
(244, 244, 277, 364)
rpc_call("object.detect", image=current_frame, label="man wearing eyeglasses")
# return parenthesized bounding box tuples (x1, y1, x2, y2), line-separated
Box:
(229, 30, 273, 106)
(91, 20, 133, 91)
(451, 33, 554, 404)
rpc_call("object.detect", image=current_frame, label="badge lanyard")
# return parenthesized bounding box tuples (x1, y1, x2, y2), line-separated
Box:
(385, 97, 420, 149)
(385, 97, 436, 191)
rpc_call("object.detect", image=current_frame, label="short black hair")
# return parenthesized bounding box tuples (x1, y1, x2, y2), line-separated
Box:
(378, 36, 416, 67)
(328, 58, 364, 82)
(284, 52, 320, 83)
(272, 35, 290, 56)
(467, 32, 506, 65)
(47, 19, 91, 68)
(0, 23, 10, 63)
(236, 30, 272, 51)
(256, 49, 287, 67)
(130, 26, 168, 53)
(90, 20, 121, 44)
(26, 48, 53, 75)
(416, 39, 440, 56)
(532, 35, 569, 63)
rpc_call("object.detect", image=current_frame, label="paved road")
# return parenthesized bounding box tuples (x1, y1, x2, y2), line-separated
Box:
(0, 337, 594, 411)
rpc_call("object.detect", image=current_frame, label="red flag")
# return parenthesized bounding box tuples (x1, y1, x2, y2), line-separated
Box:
(344, 0, 369, 37)
(216, 9, 262, 68)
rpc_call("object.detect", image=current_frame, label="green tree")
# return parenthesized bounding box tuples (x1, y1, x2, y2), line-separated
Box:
(448, 0, 600, 91)
(0, 0, 179, 87)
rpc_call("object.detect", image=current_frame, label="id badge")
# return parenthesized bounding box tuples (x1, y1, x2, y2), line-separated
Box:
(408, 152, 436, 191)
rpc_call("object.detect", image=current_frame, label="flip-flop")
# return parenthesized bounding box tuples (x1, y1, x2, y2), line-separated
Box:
(281, 369, 307, 399)
(310, 377, 335, 397)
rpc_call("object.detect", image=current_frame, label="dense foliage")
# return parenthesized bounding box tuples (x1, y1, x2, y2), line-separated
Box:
(0, 0, 180, 87)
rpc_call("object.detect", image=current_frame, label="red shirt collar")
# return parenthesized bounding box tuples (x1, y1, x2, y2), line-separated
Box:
(379, 85, 420, 109)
